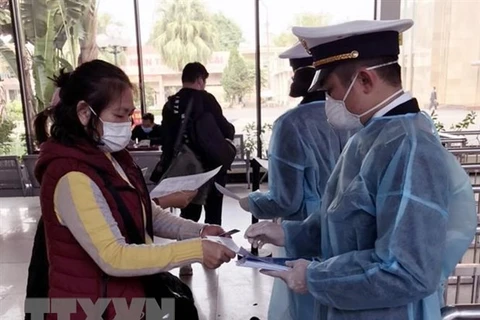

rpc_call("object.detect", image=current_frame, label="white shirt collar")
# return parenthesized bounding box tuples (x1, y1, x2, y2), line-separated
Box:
(372, 91, 413, 118)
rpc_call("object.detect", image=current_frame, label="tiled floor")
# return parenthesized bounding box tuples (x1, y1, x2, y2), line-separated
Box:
(0, 185, 276, 320)
(3, 185, 477, 319)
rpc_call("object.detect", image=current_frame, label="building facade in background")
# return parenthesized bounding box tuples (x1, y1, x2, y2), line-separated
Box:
(121, 45, 294, 111)
(401, 0, 480, 108)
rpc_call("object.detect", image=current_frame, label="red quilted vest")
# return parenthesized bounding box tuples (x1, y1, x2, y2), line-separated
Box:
(35, 140, 153, 319)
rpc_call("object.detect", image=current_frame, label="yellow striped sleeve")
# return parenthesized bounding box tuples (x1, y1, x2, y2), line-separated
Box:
(53, 171, 203, 277)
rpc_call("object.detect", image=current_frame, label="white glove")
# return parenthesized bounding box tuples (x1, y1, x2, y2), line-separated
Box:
(239, 196, 250, 212)
(260, 259, 310, 294)
(244, 220, 285, 248)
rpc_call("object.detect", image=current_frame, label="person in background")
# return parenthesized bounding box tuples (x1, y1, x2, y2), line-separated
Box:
(158, 62, 235, 276)
(131, 112, 163, 146)
(245, 19, 476, 319)
(430, 86, 438, 110)
(26, 60, 235, 320)
(239, 42, 354, 320)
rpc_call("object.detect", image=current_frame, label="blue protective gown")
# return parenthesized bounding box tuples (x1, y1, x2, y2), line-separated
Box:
(248, 99, 353, 320)
(283, 111, 476, 319)
(248, 101, 352, 221)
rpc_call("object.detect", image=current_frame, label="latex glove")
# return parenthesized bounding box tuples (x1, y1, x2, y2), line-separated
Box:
(239, 196, 250, 212)
(260, 259, 310, 294)
(244, 220, 285, 248)
(200, 225, 227, 238)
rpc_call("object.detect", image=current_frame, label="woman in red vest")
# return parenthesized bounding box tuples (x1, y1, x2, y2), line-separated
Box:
(28, 60, 235, 319)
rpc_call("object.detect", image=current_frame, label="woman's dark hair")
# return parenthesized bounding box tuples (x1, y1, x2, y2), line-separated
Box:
(34, 59, 133, 146)
(289, 67, 316, 98)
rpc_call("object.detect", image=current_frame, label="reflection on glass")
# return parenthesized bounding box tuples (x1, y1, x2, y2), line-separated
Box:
(0, 11, 23, 156)
(256, 0, 375, 155)
(133, 0, 375, 157)
(401, 0, 480, 130)
(0, 0, 377, 157)
(0, 1, 137, 155)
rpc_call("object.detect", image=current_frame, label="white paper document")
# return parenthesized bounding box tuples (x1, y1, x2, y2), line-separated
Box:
(206, 236, 292, 271)
(254, 158, 269, 171)
(149, 166, 221, 198)
(236, 257, 290, 271)
(214, 183, 241, 201)
(137, 139, 150, 147)
(206, 236, 240, 253)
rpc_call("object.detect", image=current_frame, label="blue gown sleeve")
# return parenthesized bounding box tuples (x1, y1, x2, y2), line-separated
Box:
(305, 138, 456, 310)
(248, 117, 307, 220)
(282, 212, 322, 258)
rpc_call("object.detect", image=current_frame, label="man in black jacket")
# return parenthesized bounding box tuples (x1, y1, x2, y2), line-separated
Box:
(160, 63, 235, 274)
(131, 113, 163, 146)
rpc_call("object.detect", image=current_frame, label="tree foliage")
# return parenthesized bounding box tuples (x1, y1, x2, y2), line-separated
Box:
(133, 84, 157, 107)
(430, 110, 477, 132)
(221, 48, 255, 106)
(0, 0, 98, 115)
(97, 12, 116, 35)
(212, 13, 243, 50)
(450, 111, 477, 130)
(0, 118, 15, 155)
(149, 0, 217, 71)
(273, 13, 331, 47)
(96, 13, 129, 66)
(243, 121, 272, 158)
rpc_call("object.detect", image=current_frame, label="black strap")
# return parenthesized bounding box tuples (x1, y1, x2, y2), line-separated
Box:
(97, 170, 145, 245)
(133, 165, 154, 239)
(173, 95, 196, 156)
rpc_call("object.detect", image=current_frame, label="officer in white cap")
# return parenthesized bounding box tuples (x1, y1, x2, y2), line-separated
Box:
(239, 41, 353, 320)
(245, 19, 476, 319)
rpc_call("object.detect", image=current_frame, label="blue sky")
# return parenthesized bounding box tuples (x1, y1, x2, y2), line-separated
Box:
(97, 0, 375, 46)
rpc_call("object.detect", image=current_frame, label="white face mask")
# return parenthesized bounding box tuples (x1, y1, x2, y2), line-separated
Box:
(89, 107, 132, 152)
(325, 61, 402, 130)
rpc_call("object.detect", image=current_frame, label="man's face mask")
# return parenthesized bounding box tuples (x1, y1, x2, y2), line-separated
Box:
(142, 126, 153, 133)
(325, 61, 402, 130)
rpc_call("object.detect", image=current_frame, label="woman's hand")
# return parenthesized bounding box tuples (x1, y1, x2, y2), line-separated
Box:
(200, 225, 227, 238)
(155, 190, 198, 209)
(201, 240, 236, 269)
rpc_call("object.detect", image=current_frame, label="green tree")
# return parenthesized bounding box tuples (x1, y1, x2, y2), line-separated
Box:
(97, 13, 115, 34)
(0, 0, 98, 118)
(133, 84, 156, 107)
(450, 111, 477, 130)
(149, 0, 217, 71)
(221, 48, 255, 106)
(212, 13, 243, 50)
(430, 110, 477, 132)
(96, 13, 128, 66)
(243, 121, 272, 158)
(273, 12, 331, 47)
(0, 118, 15, 155)
(6, 100, 24, 122)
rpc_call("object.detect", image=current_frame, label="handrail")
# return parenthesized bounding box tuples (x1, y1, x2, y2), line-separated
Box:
(442, 138, 468, 143)
(440, 132, 467, 140)
(444, 131, 480, 136)
(442, 305, 480, 320)
(462, 164, 480, 170)
(441, 137, 468, 142)
(450, 148, 480, 154)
